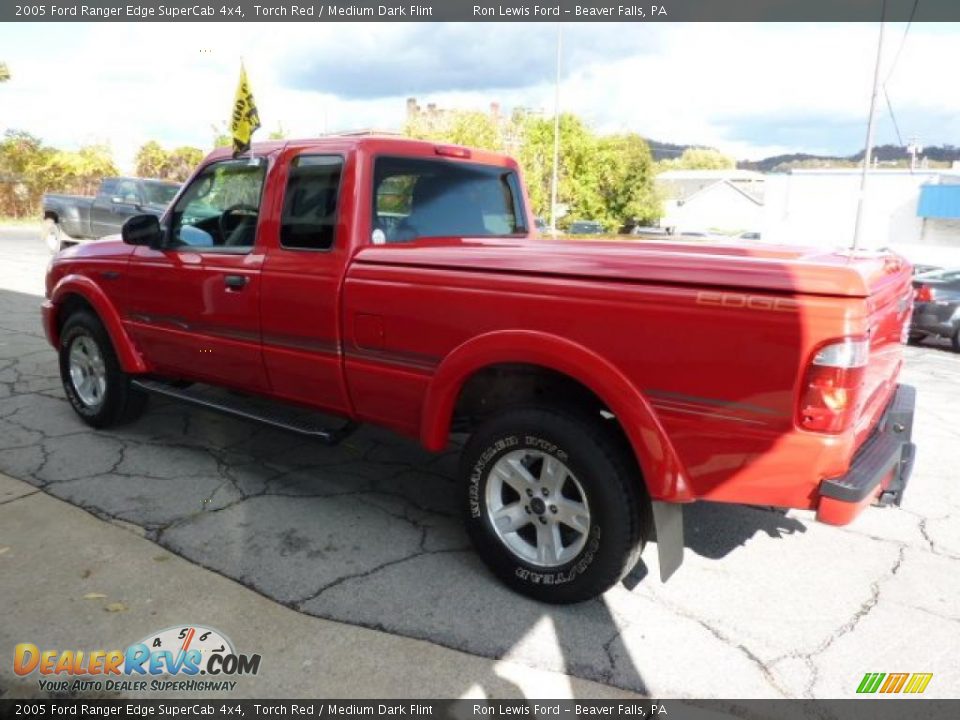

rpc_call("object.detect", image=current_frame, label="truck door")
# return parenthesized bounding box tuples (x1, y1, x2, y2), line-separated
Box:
(91, 178, 140, 237)
(259, 151, 353, 415)
(123, 158, 270, 391)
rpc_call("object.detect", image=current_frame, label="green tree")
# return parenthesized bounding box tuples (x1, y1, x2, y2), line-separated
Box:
(163, 146, 204, 181)
(0, 130, 53, 217)
(595, 134, 661, 227)
(659, 147, 736, 172)
(404, 110, 502, 152)
(34, 144, 118, 196)
(402, 107, 660, 232)
(134, 140, 168, 178)
(0, 62, 10, 83)
(134, 141, 204, 182)
(517, 114, 607, 229)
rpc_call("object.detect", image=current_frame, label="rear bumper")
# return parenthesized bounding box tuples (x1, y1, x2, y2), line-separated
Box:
(816, 384, 916, 525)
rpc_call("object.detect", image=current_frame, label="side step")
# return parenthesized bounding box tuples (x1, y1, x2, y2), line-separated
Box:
(131, 379, 357, 445)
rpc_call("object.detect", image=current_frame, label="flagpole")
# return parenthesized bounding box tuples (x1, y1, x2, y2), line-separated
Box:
(852, 1, 886, 251)
(549, 23, 562, 237)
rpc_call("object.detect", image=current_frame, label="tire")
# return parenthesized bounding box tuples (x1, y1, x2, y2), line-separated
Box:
(907, 333, 925, 346)
(461, 405, 650, 604)
(42, 218, 65, 254)
(58, 310, 148, 428)
(952, 326, 960, 353)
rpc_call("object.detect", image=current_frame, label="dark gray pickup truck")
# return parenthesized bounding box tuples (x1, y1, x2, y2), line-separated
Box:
(42, 177, 180, 253)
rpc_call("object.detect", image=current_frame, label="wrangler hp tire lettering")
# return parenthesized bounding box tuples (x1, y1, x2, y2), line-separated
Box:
(461, 405, 649, 603)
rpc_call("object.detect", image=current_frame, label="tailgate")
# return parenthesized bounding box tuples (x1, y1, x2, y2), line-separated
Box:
(852, 256, 914, 445)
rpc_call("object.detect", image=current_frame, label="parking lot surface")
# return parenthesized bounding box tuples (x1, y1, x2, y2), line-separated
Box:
(1, 227, 958, 698)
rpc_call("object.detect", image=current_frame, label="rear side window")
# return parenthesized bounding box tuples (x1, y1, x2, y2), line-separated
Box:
(281, 155, 343, 251)
(372, 156, 526, 244)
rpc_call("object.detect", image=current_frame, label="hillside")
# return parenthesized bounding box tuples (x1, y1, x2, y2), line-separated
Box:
(740, 144, 960, 173)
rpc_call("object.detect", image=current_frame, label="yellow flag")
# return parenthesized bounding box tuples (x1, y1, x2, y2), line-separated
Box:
(230, 63, 261, 156)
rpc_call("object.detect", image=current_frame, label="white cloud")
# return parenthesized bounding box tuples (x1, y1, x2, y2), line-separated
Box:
(1, 22, 958, 170)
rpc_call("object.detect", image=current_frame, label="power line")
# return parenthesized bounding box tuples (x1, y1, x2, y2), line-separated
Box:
(884, 0, 920, 85)
(883, 88, 904, 147)
(879, 0, 920, 171)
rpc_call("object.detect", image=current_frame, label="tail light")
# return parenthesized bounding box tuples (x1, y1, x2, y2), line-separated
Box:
(798, 338, 869, 433)
(914, 285, 934, 302)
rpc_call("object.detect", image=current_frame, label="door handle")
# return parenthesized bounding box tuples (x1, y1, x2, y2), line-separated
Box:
(224, 275, 248, 290)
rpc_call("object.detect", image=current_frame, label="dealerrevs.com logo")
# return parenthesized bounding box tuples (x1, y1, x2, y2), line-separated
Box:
(14, 625, 261, 693)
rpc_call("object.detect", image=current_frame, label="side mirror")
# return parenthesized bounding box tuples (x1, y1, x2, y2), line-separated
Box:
(122, 214, 163, 249)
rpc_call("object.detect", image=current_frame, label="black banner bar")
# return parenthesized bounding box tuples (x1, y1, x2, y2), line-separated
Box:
(4, 0, 960, 23)
(1, 700, 959, 720)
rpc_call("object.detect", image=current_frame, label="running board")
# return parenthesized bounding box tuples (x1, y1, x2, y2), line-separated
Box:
(131, 379, 357, 445)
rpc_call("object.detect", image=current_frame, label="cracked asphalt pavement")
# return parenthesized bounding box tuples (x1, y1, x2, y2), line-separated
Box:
(1, 227, 958, 698)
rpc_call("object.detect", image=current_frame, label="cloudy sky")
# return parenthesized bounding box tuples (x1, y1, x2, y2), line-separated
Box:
(1, 21, 958, 171)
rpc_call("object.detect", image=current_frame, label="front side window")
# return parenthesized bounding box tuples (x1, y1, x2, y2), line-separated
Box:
(280, 155, 343, 251)
(372, 156, 525, 244)
(169, 159, 266, 251)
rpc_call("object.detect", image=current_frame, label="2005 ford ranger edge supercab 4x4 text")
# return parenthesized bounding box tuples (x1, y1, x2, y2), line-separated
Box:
(42, 137, 917, 603)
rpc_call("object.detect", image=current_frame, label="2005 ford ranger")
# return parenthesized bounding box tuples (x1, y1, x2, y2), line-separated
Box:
(42, 137, 917, 603)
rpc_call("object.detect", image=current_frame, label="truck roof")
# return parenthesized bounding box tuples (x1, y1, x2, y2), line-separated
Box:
(102, 176, 180, 186)
(203, 136, 518, 168)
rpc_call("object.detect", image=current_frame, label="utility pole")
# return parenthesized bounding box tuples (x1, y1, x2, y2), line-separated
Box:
(852, 0, 886, 251)
(907, 136, 922, 171)
(549, 24, 562, 236)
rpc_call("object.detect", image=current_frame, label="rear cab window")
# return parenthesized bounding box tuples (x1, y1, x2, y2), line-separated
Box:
(372, 156, 526, 244)
(280, 155, 344, 252)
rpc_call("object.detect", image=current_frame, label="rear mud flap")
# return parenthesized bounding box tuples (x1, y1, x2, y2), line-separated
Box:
(652, 501, 684, 581)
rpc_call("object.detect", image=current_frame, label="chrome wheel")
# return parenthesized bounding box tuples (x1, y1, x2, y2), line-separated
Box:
(485, 449, 591, 568)
(68, 335, 107, 409)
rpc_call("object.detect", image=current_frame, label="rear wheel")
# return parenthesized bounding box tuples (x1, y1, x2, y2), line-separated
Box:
(59, 311, 147, 428)
(952, 326, 960, 353)
(461, 405, 649, 604)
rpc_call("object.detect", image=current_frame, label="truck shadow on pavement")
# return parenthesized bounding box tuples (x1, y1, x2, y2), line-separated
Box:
(0, 287, 809, 698)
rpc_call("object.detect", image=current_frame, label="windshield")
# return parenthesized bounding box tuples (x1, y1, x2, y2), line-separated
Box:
(142, 182, 180, 206)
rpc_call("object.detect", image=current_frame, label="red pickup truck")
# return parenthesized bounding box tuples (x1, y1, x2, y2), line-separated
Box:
(42, 137, 917, 603)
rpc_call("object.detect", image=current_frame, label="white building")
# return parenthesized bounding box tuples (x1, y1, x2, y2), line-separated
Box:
(656, 169, 765, 235)
(761, 168, 960, 267)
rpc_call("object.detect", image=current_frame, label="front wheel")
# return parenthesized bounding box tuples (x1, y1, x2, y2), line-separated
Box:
(42, 218, 68, 254)
(461, 406, 649, 604)
(58, 311, 148, 428)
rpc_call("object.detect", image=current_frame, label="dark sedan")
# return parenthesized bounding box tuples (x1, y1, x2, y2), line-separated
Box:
(567, 220, 605, 235)
(911, 268, 960, 352)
